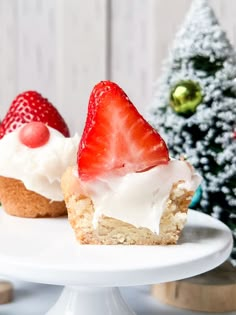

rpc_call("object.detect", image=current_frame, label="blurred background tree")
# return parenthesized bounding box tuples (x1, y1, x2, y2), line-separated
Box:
(148, 0, 236, 261)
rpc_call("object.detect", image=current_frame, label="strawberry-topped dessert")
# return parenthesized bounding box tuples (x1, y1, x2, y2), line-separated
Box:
(61, 81, 201, 245)
(0, 91, 79, 218)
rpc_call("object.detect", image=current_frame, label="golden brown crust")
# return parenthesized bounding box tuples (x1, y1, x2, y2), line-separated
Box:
(0, 176, 67, 218)
(61, 167, 193, 245)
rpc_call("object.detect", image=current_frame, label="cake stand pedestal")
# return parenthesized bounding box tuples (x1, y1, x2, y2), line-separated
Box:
(0, 209, 232, 315)
(46, 286, 135, 315)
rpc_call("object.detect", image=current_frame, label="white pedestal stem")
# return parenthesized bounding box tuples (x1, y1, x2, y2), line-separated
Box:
(45, 286, 136, 315)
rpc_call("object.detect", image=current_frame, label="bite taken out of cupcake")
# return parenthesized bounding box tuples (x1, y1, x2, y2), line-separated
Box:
(61, 81, 202, 245)
(0, 91, 79, 218)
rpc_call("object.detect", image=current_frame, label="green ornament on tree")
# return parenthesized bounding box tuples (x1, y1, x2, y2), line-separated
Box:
(170, 80, 203, 115)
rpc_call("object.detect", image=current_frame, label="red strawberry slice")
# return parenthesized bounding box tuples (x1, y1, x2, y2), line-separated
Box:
(78, 81, 169, 181)
(0, 91, 69, 139)
(0, 122, 3, 138)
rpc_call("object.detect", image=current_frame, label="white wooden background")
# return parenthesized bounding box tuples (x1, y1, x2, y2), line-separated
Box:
(1, 0, 236, 134)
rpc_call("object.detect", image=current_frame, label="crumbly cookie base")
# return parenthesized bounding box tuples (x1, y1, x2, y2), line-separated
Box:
(0, 176, 67, 218)
(61, 167, 193, 245)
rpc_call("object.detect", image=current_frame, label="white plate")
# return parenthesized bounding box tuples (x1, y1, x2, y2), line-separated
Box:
(0, 208, 232, 287)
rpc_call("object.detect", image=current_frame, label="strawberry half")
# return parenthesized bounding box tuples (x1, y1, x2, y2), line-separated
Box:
(0, 91, 70, 139)
(78, 81, 169, 181)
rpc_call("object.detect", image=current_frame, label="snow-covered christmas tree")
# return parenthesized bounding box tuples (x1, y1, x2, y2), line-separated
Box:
(148, 0, 236, 258)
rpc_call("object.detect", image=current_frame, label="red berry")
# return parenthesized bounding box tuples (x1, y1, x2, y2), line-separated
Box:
(78, 81, 169, 181)
(0, 91, 69, 139)
(0, 123, 3, 138)
(19, 122, 50, 148)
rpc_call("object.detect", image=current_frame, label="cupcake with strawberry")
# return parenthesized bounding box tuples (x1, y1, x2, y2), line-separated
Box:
(0, 91, 79, 218)
(61, 81, 201, 245)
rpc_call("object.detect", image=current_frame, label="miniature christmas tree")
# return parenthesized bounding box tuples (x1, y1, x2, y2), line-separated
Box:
(148, 0, 236, 259)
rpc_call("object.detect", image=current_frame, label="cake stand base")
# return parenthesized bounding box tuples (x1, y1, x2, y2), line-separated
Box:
(0, 210, 233, 315)
(45, 286, 135, 315)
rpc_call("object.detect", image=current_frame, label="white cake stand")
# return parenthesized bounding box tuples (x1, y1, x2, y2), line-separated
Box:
(0, 209, 232, 315)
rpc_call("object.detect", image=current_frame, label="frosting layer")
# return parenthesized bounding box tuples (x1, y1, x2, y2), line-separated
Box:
(0, 126, 79, 201)
(84, 160, 201, 234)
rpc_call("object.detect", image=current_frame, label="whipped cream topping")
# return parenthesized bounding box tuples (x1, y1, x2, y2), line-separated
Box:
(0, 126, 80, 201)
(84, 160, 201, 234)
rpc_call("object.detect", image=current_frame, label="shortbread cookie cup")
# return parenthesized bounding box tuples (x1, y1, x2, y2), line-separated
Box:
(61, 167, 194, 245)
(0, 176, 67, 218)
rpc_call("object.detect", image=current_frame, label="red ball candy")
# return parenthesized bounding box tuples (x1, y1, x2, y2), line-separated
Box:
(19, 122, 50, 148)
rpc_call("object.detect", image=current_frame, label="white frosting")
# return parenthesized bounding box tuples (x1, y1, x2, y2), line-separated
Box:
(84, 160, 201, 234)
(0, 126, 80, 201)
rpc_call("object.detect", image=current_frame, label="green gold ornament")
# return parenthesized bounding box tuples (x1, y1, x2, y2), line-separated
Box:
(170, 80, 203, 115)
